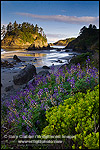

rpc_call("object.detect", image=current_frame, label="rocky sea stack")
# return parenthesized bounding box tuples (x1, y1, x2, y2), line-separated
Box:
(1, 21, 48, 49)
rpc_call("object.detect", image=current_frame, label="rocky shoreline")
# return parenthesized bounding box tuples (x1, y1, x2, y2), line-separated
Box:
(1, 65, 61, 107)
(1, 56, 61, 106)
(2, 47, 98, 111)
(1, 47, 81, 107)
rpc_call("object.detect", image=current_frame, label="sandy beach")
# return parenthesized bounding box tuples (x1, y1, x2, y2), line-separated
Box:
(1, 49, 62, 104)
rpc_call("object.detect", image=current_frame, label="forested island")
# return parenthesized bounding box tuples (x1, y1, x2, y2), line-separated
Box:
(1, 21, 49, 49)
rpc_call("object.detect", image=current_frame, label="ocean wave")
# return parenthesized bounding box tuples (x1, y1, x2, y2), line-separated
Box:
(1, 49, 21, 55)
(1, 49, 6, 54)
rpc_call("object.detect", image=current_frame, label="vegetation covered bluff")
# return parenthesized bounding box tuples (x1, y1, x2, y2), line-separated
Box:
(50, 37, 76, 46)
(1, 21, 48, 49)
(65, 24, 99, 53)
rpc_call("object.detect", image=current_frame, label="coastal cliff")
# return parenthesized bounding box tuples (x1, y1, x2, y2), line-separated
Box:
(65, 24, 99, 53)
(50, 38, 75, 46)
(1, 21, 48, 49)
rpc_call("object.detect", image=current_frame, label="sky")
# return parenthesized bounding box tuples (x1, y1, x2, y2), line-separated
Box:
(1, 1, 99, 43)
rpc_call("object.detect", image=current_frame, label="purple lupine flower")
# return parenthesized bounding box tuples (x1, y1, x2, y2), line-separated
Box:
(67, 76, 71, 82)
(15, 113, 19, 118)
(29, 129, 36, 136)
(26, 125, 31, 132)
(22, 132, 25, 137)
(28, 83, 34, 90)
(22, 115, 26, 120)
(40, 102, 45, 110)
(86, 77, 90, 82)
(6, 101, 10, 107)
(31, 100, 35, 104)
(70, 77, 75, 88)
(44, 88, 49, 93)
(52, 92, 59, 98)
(73, 65, 77, 72)
(38, 89, 43, 96)
(71, 65, 77, 73)
(76, 70, 82, 79)
(86, 56, 90, 64)
(81, 71, 86, 78)
(59, 87, 65, 93)
(67, 69, 71, 74)
(54, 86, 58, 93)
(22, 123, 25, 126)
(67, 76, 75, 88)
(44, 105, 49, 110)
(77, 63, 81, 70)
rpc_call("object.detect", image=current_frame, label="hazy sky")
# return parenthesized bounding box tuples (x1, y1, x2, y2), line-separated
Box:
(1, 1, 99, 43)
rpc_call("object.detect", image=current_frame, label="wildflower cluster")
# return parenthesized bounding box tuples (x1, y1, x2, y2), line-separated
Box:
(4, 56, 99, 137)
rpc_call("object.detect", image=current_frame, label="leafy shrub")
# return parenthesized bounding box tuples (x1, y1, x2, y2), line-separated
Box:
(70, 52, 92, 66)
(1, 56, 99, 149)
(42, 84, 99, 149)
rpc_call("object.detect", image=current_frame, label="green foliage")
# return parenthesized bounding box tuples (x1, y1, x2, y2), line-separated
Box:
(53, 37, 76, 46)
(1, 60, 99, 149)
(66, 24, 99, 52)
(2, 21, 47, 46)
(42, 84, 99, 149)
(70, 52, 92, 66)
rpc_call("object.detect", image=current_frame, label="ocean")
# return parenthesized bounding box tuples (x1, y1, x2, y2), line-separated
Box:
(1, 46, 80, 68)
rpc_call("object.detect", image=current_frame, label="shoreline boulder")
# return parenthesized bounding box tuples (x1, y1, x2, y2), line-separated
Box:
(13, 64, 37, 85)
(42, 65, 50, 69)
(13, 55, 21, 62)
(5, 85, 14, 92)
(37, 70, 50, 77)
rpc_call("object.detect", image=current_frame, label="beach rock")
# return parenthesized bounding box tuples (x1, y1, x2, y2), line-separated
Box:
(56, 48, 61, 51)
(5, 85, 14, 92)
(65, 49, 70, 52)
(13, 64, 37, 85)
(13, 55, 21, 62)
(58, 60, 63, 63)
(37, 70, 50, 77)
(32, 58, 37, 62)
(34, 58, 37, 61)
(20, 84, 27, 90)
(1, 60, 14, 68)
(55, 60, 63, 63)
(42, 65, 50, 69)
(27, 78, 35, 87)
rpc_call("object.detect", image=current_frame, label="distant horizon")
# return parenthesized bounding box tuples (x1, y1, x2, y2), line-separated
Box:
(1, 1, 99, 43)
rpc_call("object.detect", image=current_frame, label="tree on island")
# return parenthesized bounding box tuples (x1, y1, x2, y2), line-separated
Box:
(1, 25, 6, 38)
(39, 27, 43, 36)
(13, 21, 18, 30)
(7, 22, 13, 32)
(1, 21, 47, 45)
(34, 24, 39, 34)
